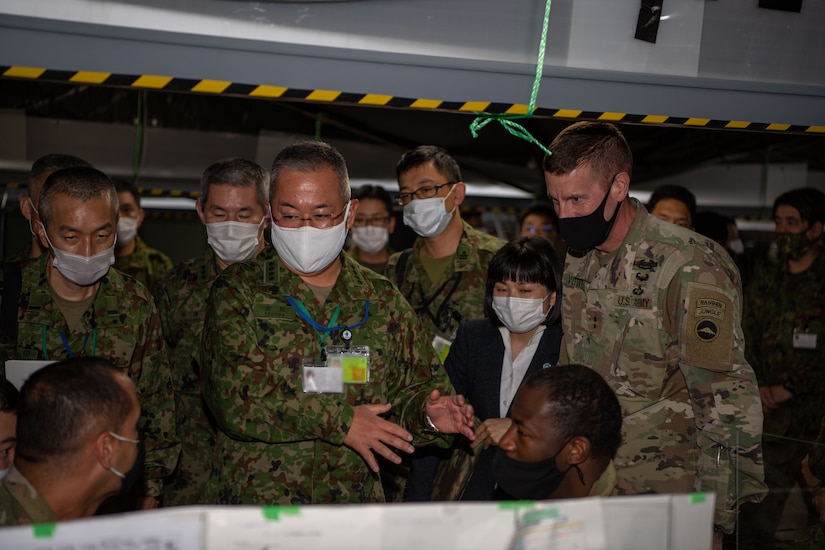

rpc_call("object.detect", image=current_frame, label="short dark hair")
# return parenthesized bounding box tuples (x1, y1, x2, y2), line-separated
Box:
(16, 357, 133, 465)
(647, 185, 697, 224)
(543, 122, 633, 183)
(0, 378, 19, 414)
(352, 184, 393, 215)
(522, 364, 622, 467)
(519, 203, 558, 227)
(396, 145, 461, 183)
(39, 166, 118, 228)
(484, 236, 563, 327)
(772, 187, 825, 226)
(113, 179, 141, 209)
(200, 157, 270, 208)
(29, 154, 92, 198)
(270, 141, 350, 202)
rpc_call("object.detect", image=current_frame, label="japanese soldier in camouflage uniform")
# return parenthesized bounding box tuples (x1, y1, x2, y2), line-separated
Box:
(385, 145, 505, 500)
(0, 166, 178, 507)
(544, 122, 766, 545)
(7, 153, 91, 262)
(740, 188, 825, 548)
(0, 357, 141, 525)
(200, 140, 474, 505)
(112, 180, 174, 297)
(157, 157, 270, 506)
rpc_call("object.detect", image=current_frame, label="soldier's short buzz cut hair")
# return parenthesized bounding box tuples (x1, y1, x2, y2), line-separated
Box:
(38, 166, 118, 229)
(396, 145, 461, 184)
(113, 179, 141, 208)
(270, 141, 350, 203)
(543, 121, 633, 185)
(522, 364, 623, 470)
(15, 357, 134, 467)
(29, 154, 92, 201)
(200, 157, 270, 209)
(773, 187, 825, 227)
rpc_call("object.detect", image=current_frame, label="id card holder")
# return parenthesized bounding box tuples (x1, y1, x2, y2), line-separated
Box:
(793, 328, 817, 350)
(325, 345, 370, 384)
(432, 334, 454, 364)
(302, 357, 343, 394)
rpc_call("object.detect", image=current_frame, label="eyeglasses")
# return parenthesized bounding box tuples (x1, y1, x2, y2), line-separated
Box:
(353, 215, 391, 227)
(394, 182, 455, 206)
(273, 203, 348, 229)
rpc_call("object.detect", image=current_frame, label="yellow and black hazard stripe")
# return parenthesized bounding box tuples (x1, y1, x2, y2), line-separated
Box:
(3, 65, 824, 135)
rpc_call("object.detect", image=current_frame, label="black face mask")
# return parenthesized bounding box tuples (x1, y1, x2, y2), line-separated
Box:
(119, 437, 145, 496)
(492, 440, 584, 500)
(557, 184, 622, 252)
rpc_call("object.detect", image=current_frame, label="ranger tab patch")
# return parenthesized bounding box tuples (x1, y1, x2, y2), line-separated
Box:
(684, 283, 734, 364)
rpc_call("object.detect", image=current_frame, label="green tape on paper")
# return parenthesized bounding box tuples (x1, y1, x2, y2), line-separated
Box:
(33, 523, 56, 538)
(262, 505, 301, 520)
(691, 493, 707, 504)
(498, 500, 536, 510)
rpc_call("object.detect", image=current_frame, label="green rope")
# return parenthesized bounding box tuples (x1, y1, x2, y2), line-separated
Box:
(469, 0, 553, 158)
(131, 90, 146, 184)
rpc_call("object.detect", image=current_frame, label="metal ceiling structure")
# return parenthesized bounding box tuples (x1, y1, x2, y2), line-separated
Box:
(0, 0, 823, 210)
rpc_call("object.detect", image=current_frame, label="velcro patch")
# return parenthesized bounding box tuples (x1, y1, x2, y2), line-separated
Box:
(683, 283, 734, 365)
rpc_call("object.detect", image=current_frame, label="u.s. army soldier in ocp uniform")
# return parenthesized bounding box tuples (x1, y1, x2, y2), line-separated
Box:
(201, 141, 474, 505)
(544, 121, 766, 545)
(157, 158, 270, 506)
(0, 166, 178, 507)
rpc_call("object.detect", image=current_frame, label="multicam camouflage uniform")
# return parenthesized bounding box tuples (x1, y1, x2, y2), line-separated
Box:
(385, 220, 505, 343)
(201, 248, 453, 505)
(0, 467, 58, 526)
(560, 200, 765, 534)
(0, 254, 179, 498)
(156, 249, 219, 506)
(741, 249, 825, 544)
(114, 236, 173, 297)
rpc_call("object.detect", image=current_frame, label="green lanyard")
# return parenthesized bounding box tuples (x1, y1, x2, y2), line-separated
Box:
(289, 299, 342, 348)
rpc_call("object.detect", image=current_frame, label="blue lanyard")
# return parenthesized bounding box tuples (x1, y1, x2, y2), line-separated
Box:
(285, 297, 370, 346)
(44, 326, 97, 360)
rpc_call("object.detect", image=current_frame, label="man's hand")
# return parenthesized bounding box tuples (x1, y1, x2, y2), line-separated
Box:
(424, 390, 475, 439)
(343, 403, 415, 473)
(139, 496, 160, 510)
(471, 418, 512, 449)
(760, 384, 793, 414)
(802, 453, 822, 488)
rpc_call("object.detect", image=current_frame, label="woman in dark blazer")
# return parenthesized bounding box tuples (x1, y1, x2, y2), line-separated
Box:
(443, 236, 563, 500)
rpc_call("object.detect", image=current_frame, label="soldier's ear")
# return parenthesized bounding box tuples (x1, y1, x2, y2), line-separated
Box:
(809, 220, 823, 241)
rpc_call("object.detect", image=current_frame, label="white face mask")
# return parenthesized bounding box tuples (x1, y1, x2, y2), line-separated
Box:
(41, 223, 116, 286)
(492, 295, 550, 334)
(402, 185, 456, 238)
(350, 226, 389, 254)
(116, 217, 139, 246)
(270, 203, 351, 274)
(206, 218, 264, 264)
(728, 239, 744, 255)
(0, 465, 10, 480)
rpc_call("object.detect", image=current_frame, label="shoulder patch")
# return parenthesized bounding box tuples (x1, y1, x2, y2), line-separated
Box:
(682, 283, 735, 366)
